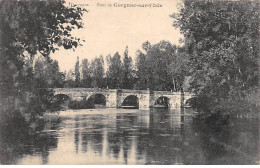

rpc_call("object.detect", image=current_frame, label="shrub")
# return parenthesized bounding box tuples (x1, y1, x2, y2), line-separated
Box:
(68, 100, 95, 109)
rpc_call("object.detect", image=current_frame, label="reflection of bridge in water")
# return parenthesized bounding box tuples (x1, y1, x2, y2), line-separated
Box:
(52, 88, 195, 109)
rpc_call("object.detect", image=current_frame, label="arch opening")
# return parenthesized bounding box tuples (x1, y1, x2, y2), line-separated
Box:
(154, 96, 170, 108)
(51, 94, 71, 110)
(87, 94, 106, 108)
(184, 98, 196, 108)
(121, 95, 139, 109)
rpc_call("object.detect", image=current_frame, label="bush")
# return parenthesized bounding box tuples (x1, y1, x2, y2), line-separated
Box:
(218, 88, 260, 117)
(68, 100, 95, 109)
(191, 87, 260, 118)
(26, 88, 55, 120)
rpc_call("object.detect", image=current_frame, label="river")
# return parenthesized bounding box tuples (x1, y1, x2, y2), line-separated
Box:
(0, 108, 259, 165)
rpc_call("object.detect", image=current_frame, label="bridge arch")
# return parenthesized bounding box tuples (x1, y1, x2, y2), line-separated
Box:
(51, 94, 71, 108)
(121, 95, 139, 109)
(184, 97, 196, 107)
(86, 93, 106, 107)
(154, 96, 170, 108)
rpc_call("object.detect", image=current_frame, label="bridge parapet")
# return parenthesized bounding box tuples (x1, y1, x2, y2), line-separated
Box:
(118, 89, 149, 94)
(53, 88, 117, 93)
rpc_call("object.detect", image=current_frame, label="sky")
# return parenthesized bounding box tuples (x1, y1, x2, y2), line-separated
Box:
(51, 0, 183, 72)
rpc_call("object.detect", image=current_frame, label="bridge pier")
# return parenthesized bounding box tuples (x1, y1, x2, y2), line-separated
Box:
(169, 92, 182, 109)
(138, 92, 150, 109)
(106, 90, 117, 108)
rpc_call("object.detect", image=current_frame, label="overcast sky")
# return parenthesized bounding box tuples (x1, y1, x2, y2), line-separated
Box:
(51, 0, 183, 72)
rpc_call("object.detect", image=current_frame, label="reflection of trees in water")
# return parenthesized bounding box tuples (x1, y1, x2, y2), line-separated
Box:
(32, 132, 59, 164)
(0, 115, 60, 164)
(6, 110, 256, 165)
(149, 109, 179, 134)
(0, 117, 32, 164)
(90, 111, 184, 164)
(78, 119, 104, 155)
(89, 132, 103, 154)
(122, 137, 133, 164)
(74, 112, 260, 165)
(135, 133, 149, 160)
(106, 114, 138, 160)
(81, 132, 89, 153)
(74, 117, 80, 154)
(189, 116, 259, 164)
(142, 111, 183, 164)
(104, 111, 184, 164)
(107, 132, 133, 164)
(80, 121, 89, 153)
(107, 132, 121, 159)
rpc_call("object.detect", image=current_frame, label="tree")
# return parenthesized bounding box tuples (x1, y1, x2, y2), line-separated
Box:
(74, 56, 80, 87)
(49, 60, 65, 88)
(34, 57, 65, 88)
(64, 69, 75, 87)
(136, 41, 177, 91)
(90, 56, 105, 88)
(106, 52, 123, 89)
(142, 41, 152, 53)
(0, 0, 86, 116)
(172, 0, 259, 111)
(81, 58, 91, 87)
(168, 47, 190, 91)
(122, 46, 134, 89)
(136, 50, 148, 90)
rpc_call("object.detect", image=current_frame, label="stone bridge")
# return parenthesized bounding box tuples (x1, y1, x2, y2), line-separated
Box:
(52, 88, 195, 109)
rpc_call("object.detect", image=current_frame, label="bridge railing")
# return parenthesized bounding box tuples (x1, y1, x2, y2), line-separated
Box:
(52, 88, 117, 93)
(51, 88, 195, 97)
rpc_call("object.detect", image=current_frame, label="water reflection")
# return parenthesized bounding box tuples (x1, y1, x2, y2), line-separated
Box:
(0, 108, 259, 165)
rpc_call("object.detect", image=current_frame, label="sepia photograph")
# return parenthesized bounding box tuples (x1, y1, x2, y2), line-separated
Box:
(0, 0, 259, 165)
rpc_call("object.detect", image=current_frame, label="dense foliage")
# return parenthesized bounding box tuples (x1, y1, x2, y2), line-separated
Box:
(172, 0, 259, 113)
(136, 41, 181, 91)
(34, 57, 65, 88)
(66, 41, 187, 92)
(0, 0, 86, 124)
(122, 46, 134, 89)
(106, 52, 124, 89)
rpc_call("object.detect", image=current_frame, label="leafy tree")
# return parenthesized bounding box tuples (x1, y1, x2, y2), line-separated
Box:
(142, 41, 152, 53)
(34, 57, 65, 88)
(64, 69, 76, 87)
(49, 60, 65, 88)
(106, 52, 123, 89)
(0, 0, 86, 116)
(81, 58, 91, 87)
(168, 47, 190, 91)
(135, 41, 153, 90)
(90, 56, 105, 88)
(136, 41, 177, 91)
(122, 46, 134, 89)
(136, 50, 148, 90)
(172, 0, 259, 111)
(74, 56, 80, 87)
